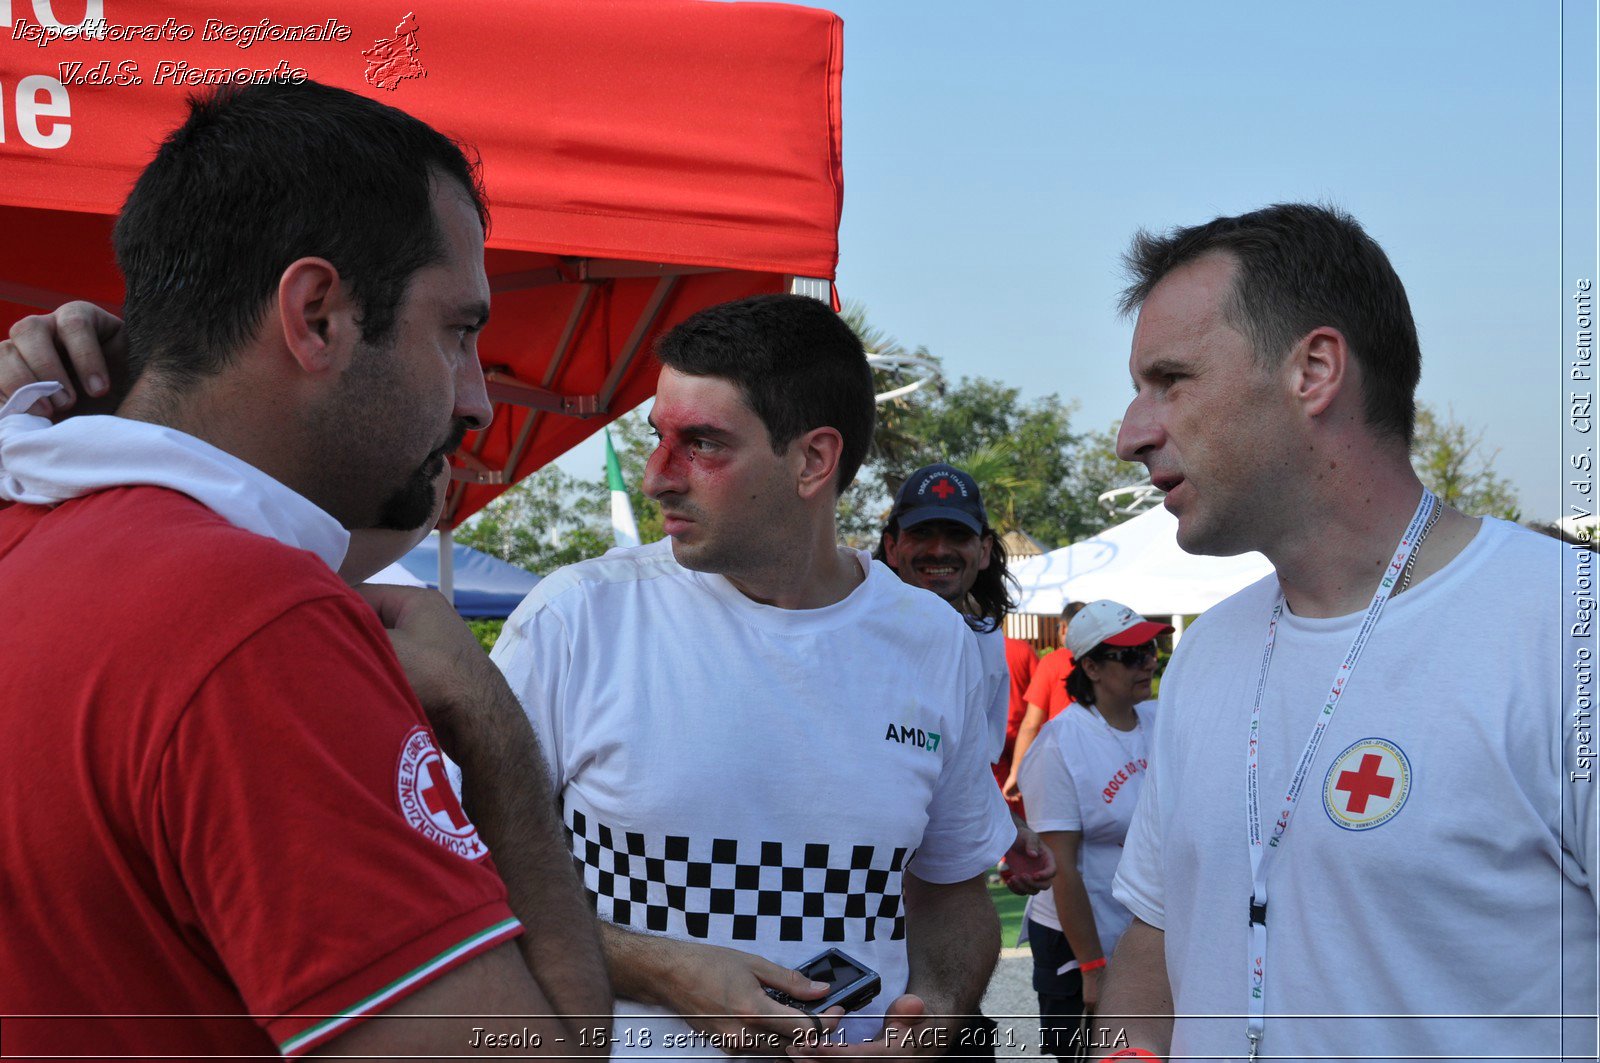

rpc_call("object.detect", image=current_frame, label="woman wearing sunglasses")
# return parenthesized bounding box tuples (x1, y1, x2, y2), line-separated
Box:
(1016, 599, 1172, 1062)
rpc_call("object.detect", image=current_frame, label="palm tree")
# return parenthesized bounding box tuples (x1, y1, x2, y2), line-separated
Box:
(840, 300, 934, 474)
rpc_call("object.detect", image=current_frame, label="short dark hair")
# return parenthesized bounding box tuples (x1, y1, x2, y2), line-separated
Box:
(872, 520, 1016, 631)
(1065, 659, 1096, 707)
(653, 294, 875, 494)
(114, 79, 487, 388)
(1119, 203, 1421, 444)
(1062, 600, 1087, 623)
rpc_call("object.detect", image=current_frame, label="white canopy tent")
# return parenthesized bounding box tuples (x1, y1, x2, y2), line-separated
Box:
(1560, 514, 1599, 538)
(1010, 505, 1274, 626)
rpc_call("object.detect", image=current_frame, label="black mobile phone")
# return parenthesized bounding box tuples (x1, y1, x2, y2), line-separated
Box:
(764, 947, 882, 1015)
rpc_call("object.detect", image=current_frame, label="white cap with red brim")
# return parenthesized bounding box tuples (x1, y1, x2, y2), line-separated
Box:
(1066, 599, 1175, 658)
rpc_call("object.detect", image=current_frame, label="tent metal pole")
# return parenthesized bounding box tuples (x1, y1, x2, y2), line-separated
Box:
(1171, 613, 1186, 646)
(442, 284, 599, 525)
(596, 275, 678, 413)
(495, 283, 597, 481)
(439, 527, 455, 605)
(788, 276, 830, 302)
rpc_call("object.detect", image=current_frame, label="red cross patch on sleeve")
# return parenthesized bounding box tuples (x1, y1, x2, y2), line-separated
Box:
(396, 725, 488, 861)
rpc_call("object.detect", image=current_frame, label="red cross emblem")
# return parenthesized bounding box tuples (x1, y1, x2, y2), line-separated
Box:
(1334, 753, 1394, 813)
(396, 726, 489, 860)
(422, 758, 469, 829)
(1323, 738, 1410, 831)
(929, 478, 956, 499)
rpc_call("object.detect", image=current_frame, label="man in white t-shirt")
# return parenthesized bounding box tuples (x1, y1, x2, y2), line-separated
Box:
(875, 461, 1055, 878)
(876, 464, 1016, 765)
(1097, 203, 1598, 1063)
(875, 462, 1057, 1056)
(493, 294, 1016, 1058)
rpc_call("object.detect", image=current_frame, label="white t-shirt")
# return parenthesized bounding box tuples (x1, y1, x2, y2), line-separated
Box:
(493, 540, 1014, 1054)
(975, 624, 1010, 764)
(1113, 518, 1598, 1062)
(1018, 701, 1154, 960)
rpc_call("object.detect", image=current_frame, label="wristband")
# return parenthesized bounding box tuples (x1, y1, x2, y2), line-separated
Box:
(1077, 956, 1107, 973)
(1096, 1050, 1160, 1062)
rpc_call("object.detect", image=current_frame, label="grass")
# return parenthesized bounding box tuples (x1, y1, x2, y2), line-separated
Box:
(987, 871, 1030, 949)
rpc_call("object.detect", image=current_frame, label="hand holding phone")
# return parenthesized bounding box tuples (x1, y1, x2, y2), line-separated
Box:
(764, 948, 881, 1015)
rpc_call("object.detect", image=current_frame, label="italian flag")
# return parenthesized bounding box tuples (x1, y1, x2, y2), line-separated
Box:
(606, 428, 641, 549)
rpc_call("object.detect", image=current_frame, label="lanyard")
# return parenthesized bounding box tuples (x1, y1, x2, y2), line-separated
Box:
(1091, 705, 1143, 764)
(1243, 489, 1436, 1061)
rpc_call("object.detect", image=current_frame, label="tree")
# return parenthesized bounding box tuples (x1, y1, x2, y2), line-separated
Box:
(841, 301, 934, 474)
(1062, 422, 1149, 528)
(455, 434, 661, 653)
(454, 465, 612, 574)
(1411, 404, 1521, 520)
(608, 410, 670, 545)
(842, 306, 1139, 548)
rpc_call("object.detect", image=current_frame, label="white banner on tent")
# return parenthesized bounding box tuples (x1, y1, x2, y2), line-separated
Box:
(1010, 504, 1273, 621)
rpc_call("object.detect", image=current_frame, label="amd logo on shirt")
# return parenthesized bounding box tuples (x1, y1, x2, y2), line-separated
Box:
(1101, 759, 1148, 804)
(885, 723, 942, 752)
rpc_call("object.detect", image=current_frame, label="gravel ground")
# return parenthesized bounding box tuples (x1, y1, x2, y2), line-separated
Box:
(982, 947, 1046, 1058)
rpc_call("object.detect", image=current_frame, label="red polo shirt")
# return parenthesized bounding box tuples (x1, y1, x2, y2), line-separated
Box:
(0, 488, 520, 1056)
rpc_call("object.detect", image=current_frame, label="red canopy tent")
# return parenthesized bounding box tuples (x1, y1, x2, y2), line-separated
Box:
(0, 0, 843, 529)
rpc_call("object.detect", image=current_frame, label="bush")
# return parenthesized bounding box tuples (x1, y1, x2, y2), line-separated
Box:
(468, 618, 504, 654)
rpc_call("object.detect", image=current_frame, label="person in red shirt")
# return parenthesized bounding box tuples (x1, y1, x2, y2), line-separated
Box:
(998, 635, 1040, 804)
(0, 81, 608, 1057)
(1003, 601, 1088, 801)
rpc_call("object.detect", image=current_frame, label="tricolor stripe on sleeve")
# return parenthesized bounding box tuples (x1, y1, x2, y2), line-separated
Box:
(277, 917, 522, 1056)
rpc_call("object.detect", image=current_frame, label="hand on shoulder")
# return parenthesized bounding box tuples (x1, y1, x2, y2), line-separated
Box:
(1, 302, 125, 416)
(355, 582, 510, 757)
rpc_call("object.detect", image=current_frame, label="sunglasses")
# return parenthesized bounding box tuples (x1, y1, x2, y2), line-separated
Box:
(1092, 641, 1159, 667)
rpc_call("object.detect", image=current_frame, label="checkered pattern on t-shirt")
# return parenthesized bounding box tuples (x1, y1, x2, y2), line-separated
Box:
(565, 808, 909, 943)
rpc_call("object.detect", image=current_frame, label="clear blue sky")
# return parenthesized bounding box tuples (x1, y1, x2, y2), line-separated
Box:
(561, 0, 1584, 524)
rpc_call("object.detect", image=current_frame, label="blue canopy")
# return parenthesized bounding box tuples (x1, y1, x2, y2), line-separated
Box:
(371, 536, 540, 620)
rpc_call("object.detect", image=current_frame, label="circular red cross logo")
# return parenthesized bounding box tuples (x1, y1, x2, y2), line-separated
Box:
(1322, 737, 1411, 831)
(396, 725, 488, 860)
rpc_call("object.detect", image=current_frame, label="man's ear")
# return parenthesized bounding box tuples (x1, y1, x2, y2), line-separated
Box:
(793, 425, 845, 501)
(278, 257, 361, 375)
(1288, 325, 1350, 421)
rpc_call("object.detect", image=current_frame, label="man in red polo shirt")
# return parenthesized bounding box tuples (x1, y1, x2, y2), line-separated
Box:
(1002, 601, 1087, 802)
(0, 81, 608, 1057)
